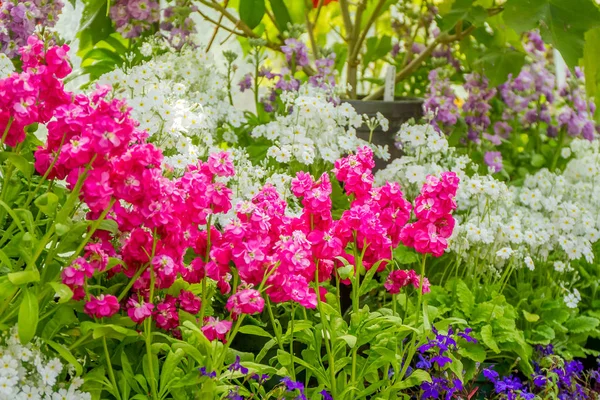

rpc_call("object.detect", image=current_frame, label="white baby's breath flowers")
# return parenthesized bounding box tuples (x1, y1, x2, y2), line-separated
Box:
(0, 327, 90, 400)
(253, 84, 389, 165)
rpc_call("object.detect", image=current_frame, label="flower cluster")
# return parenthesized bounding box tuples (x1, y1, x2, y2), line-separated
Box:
(384, 269, 430, 294)
(423, 68, 459, 130)
(109, 0, 160, 39)
(0, 0, 64, 58)
(0, 36, 72, 147)
(0, 327, 90, 399)
(415, 326, 476, 399)
(252, 84, 389, 165)
(400, 172, 459, 257)
(484, 345, 600, 399)
(463, 73, 496, 142)
(379, 122, 600, 308)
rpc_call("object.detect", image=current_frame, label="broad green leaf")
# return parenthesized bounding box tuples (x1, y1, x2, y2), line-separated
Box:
(239, 0, 266, 30)
(457, 342, 487, 363)
(455, 280, 475, 316)
(583, 27, 600, 99)
(238, 325, 273, 338)
(8, 269, 40, 286)
(269, 0, 292, 32)
(475, 48, 526, 87)
(480, 324, 500, 353)
(48, 282, 73, 303)
(0, 152, 33, 177)
(34, 193, 59, 216)
(159, 349, 185, 395)
(531, 153, 546, 168)
(393, 245, 419, 264)
(339, 334, 357, 349)
(18, 288, 39, 344)
(565, 316, 600, 333)
(504, 0, 600, 67)
(529, 324, 555, 343)
(522, 310, 540, 322)
(393, 369, 432, 389)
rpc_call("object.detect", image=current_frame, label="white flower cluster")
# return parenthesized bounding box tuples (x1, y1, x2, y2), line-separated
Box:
(377, 123, 600, 309)
(0, 327, 90, 400)
(252, 84, 390, 165)
(0, 54, 14, 78)
(98, 46, 245, 170)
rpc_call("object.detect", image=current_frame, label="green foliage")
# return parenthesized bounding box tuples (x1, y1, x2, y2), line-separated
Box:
(240, 0, 267, 30)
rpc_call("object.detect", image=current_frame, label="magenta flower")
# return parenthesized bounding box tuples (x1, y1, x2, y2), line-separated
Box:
(202, 317, 232, 342)
(84, 294, 120, 319)
(226, 289, 265, 318)
(126, 295, 154, 323)
(178, 290, 202, 314)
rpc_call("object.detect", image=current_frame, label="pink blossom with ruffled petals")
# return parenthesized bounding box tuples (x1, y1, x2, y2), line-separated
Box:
(84, 294, 120, 318)
(202, 317, 232, 342)
(207, 151, 235, 177)
(226, 289, 265, 318)
(61, 257, 94, 287)
(126, 295, 154, 323)
(178, 290, 201, 314)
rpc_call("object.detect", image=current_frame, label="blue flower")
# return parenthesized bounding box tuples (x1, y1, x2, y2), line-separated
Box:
(226, 389, 243, 399)
(319, 389, 333, 400)
(457, 328, 477, 343)
(251, 373, 269, 384)
(281, 377, 306, 399)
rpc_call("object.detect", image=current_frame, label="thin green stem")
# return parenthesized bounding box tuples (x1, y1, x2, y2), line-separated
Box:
(199, 214, 213, 323)
(315, 264, 337, 396)
(103, 336, 122, 400)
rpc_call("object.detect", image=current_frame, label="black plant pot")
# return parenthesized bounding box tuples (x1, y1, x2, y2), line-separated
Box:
(346, 98, 424, 170)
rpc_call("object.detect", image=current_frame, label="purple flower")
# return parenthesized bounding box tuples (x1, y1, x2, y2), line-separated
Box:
(226, 389, 243, 400)
(431, 354, 452, 369)
(251, 373, 269, 384)
(423, 68, 459, 131)
(457, 328, 477, 343)
(238, 73, 253, 92)
(484, 151, 503, 173)
(281, 38, 309, 68)
(199, 366, 217, 378)
(319, 390, 333, 400)
(228, 356, 249, 374)
(532, 375, 547, 387)
(281, 377, 306, 399)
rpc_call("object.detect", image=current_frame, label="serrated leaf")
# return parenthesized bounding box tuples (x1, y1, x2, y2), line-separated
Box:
(480, 324, 500, 353)
(458, 342, 487, 363)
(504, 0, 600, 67)
(565, 316, 600, 333)
(455, 280, 475, 316)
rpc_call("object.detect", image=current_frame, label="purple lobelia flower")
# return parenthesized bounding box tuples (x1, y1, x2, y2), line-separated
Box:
(281, 38, 309, 68)
(228, 356, 249, 374)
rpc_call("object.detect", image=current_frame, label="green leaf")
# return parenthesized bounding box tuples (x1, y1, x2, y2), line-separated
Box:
(393, 245, 419, 264)
(8, 269, 40, 286)
(531, 153, 546, 168)
(475, 48, 526, 87)
(458, 342, 487, 363)
(160, 349, 185, 395)
(44, 339, 83, 376)
(530, 324, 555, 343)
(269, 0, 292, 32)
(239, 0, 266, 30)
(0, 152, 33, 177)
(480, 324, 500, 353)
(48, 282, 73, 303)
(455, 280, 475, 316)
(522, 310, 540, 322)
(34, 193, 59, 216)
(238, 325, 273, 338)
(583, 27, 600, 99)
(18, 288, 39, 344)
(339, 334, 357, 349)
(393, 369, 432, 389)
(565, 316, 600, 333)
(98, 219, 119, 234)
(504, 0, 600, 67)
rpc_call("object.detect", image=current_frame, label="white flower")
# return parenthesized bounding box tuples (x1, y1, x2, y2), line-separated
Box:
(524, 256, 535, 271)
(405, 165, 426, 184)
(140, 42, 153, 57)
(564, 289, 581, 309)
(496, 247, 514, 260)
(553, 261, 568, 272)
(561, 147, 572, 159)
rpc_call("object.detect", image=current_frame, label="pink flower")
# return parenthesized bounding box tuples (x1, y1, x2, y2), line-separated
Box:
(154, 295, 179, 331)
(126, 295, 154, 323)
(61, 257, 94, 287)
(291, 171, 314, 197)
(207, 151, 235, 177)
(384, 270, 412, 294)
(226, 289, 265, 318)
(84, 294, 120, 318)
(202, 317, 232, 342)
(178, 290, 201, 314)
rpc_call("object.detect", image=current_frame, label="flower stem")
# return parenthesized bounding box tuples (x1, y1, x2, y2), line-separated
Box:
(103, 336, 122, 400)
